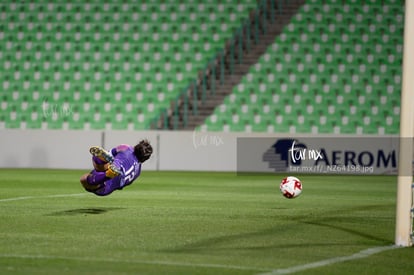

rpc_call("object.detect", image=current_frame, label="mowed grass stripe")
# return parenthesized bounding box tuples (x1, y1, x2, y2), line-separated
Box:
(0, 169, 411, 275)
(0, 193, 87, 202)
(0, 253, 271, 272)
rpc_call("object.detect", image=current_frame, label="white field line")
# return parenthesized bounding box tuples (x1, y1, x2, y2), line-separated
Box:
(257, 245, 400, 275)
(0, 195, 400, 273)
(0, 245, 400, 273)
(0, 253, 269, 272)
(0, 193, 87, 202)
(0, 193, 268, 272)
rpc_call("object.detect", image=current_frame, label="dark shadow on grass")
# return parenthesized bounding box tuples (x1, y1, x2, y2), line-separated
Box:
(162, 224, 391, 255)
(301, 220, 391, 244)
(162, 204, 393, 254)
(161, 226, 373, 255)
(47, 207, 126, 216)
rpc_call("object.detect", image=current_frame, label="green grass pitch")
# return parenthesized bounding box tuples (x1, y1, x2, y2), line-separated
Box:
(0, 169, 413, 274)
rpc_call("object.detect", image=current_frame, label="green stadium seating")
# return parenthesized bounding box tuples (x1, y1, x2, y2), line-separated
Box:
(199, 0, 403, 134)
(0, 0, 258, 130)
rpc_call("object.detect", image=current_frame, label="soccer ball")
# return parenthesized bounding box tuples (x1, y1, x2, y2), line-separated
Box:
(280, 176, 302, 199)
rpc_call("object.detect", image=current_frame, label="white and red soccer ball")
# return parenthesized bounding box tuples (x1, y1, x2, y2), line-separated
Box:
(280, 176, 302, 199)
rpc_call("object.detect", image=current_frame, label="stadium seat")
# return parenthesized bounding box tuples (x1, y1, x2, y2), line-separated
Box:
(0, 0, 258, 130)
(199, 0, 403, 134)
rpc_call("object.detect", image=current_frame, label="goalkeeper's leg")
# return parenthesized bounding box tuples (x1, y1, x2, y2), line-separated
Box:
(80, 146, 121, 193)
(80, 165, 121, 193)
(89, 146, 121, 175)
(80, 170, 106, 192)
(90, 146, 114, 163)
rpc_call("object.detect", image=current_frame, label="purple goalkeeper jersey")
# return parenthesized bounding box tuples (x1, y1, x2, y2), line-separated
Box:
(95, 144, 142, 196)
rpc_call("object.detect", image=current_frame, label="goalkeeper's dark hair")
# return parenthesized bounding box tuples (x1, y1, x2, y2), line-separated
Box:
(134, 139, 153, 163)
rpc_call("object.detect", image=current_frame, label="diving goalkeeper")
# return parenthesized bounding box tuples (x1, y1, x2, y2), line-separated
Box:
(80, 139, 153, 196)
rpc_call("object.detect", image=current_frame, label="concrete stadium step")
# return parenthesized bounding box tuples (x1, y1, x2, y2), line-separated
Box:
(167, 0, 306, 130)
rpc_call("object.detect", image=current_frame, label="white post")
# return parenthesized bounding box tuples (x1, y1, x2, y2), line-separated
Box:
(395, 0, 414, 247)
